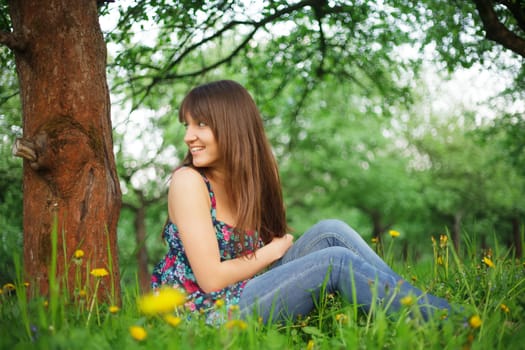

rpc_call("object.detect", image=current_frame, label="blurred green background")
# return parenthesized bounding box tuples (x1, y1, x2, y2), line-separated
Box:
(1, 0, 523, 290)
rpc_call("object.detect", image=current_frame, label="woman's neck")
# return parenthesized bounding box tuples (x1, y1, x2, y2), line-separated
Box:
(203, 167, 226, 185)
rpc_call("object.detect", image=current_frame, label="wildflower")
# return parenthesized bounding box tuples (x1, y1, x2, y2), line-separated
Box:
(229, 304, 239, 312)
(371, 237, 378, 244)
(3, 283, 16, 292)
(482, 257, 495, 268)
(469, 315, 482, 329)
(74, 249, 85, 259)
(500, 304, 510, 313)
(23, 282, 30, 288)
(164, 314, 182, 327)
(306, 339, 315, 350)
(225, 319, 248, 330)
(90, 268, 109, 277)
(78, 289, 87, 298)
(138, 287, 185, 316)
(335, 313, 348, 323)
(439, 235, 448, 248)
(129, 326, 147, 341)
(109, 305, 120, 314)
(388, 230, 400, 238)
(400, 295, 415, 306)
(215, 299, 225, 308)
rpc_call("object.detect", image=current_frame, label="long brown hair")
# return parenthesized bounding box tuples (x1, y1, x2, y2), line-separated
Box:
(178, 80, 289, 248)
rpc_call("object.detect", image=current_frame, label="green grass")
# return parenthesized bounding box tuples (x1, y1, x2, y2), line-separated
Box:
(1, 233, 524, 350)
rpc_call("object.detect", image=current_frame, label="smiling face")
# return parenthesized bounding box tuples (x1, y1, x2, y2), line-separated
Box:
(183, 114, 223, 170)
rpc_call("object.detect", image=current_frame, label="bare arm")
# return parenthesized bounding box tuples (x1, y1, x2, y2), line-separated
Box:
(169, 167, 293, 293)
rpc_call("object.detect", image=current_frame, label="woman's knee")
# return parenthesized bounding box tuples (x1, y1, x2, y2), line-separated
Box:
(313, 219, 351, 234)
(312, 219, 360, 241)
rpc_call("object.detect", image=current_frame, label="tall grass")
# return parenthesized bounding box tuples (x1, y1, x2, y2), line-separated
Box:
(1, 226, 524, 349)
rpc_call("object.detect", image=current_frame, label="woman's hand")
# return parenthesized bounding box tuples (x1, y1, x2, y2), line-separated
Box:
(268, 233, 294, 261)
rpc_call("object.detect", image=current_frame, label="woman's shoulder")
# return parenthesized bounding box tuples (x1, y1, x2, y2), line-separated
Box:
(172, 166, 201, 182)
(170, 167, 207, 194)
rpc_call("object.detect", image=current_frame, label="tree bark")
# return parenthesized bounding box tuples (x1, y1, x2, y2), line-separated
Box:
(7, 0, 121, 302)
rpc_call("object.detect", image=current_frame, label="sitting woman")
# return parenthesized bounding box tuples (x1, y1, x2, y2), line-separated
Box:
(151, 80, 451, 323)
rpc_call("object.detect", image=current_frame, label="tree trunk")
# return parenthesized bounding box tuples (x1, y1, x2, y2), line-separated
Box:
(134, 191, 150, 293)
(369, 210, 387, 256)
(7, 0, 121, 302)
(452, 211, 462, 253)
(512, 215, 522, 258)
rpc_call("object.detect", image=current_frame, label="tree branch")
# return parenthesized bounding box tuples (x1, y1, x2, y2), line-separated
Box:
(129, 27, 259, 111)
(0, 29, 28, 51)
(473, 0, 525, 58)
(498, 0, 525, 32)
(116, 0, 322, 103)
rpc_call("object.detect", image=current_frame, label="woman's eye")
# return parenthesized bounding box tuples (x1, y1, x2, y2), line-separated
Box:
(198, 121, 207, 127)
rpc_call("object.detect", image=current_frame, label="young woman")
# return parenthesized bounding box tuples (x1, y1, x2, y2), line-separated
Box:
(151, 80, 451, 324)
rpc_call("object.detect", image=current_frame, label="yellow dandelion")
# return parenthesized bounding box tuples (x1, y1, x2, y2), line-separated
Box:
(469, 315, 482, 329)
(138, 287, 186, 316)
(129, 326, 147, 341)
(306, 339, 315, 350)
(90, 268, 109, 277)
(164, 314, 182, 327)
(439, 235, 448, 248)
(109, 305, 120, 314)
(500, 304, 510, 313)
(388, 230, 400, 238)
(335, 313, 348, 323)
(3, 283, 16, 292)
(78, 289, 87, 298)
(482, 257, 495, 268)
(215, 299, 225, 308)
(74, 249, 85, 259)
(225, 319, 248, 330)
(400, 295, 415, 306)
(371, 237, 378, 244)
(229, 304, 240, 312)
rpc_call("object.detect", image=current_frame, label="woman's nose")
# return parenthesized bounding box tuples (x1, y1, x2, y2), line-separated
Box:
(184, 126, 197, 143)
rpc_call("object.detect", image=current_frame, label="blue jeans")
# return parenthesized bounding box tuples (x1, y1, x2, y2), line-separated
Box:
(238, 219, 451, 322)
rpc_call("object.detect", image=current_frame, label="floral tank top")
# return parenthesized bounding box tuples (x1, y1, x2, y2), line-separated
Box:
(151, 171, 263, 318)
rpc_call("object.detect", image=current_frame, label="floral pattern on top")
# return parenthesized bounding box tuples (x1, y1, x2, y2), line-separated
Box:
(151, 171, 263, 319)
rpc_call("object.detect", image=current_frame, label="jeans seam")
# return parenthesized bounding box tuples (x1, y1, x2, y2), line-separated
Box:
(304, 231, 361, 257)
